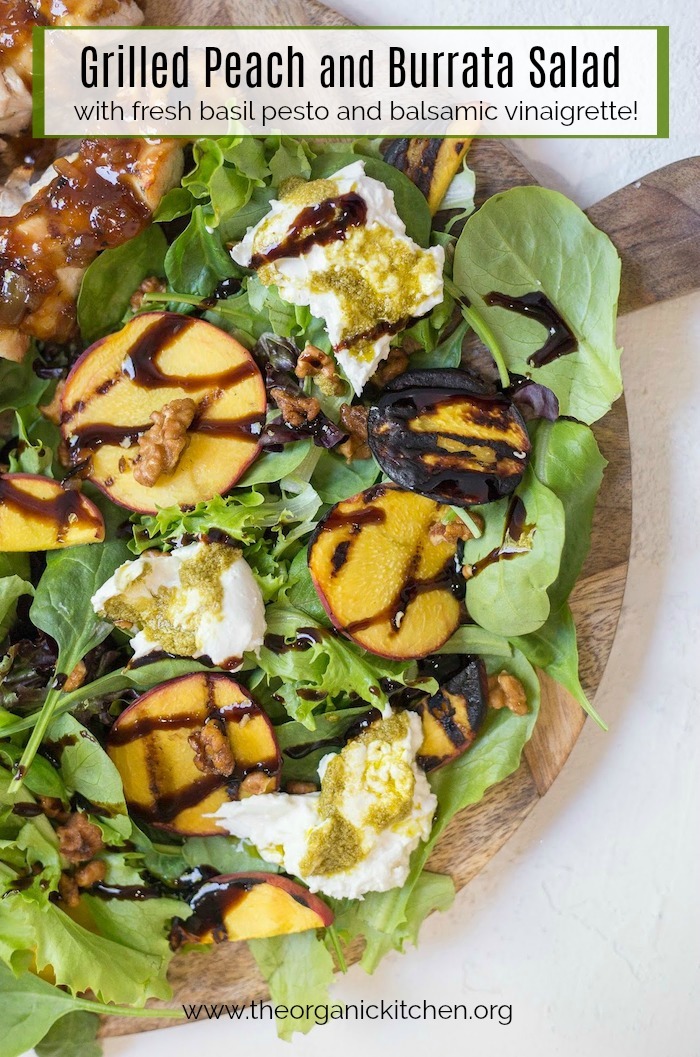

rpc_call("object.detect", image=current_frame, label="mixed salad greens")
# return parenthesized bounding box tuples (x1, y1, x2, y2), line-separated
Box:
(0, 133, 621, 1053)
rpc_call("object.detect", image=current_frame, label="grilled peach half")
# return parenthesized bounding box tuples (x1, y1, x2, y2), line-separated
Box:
(308, 484, 463, 660)
(60, 312, 266, 514)
(368, 369, 531, 506)
(170, 872, 334, 948)
(412, 656, 488, 772)
(107, 673, 281, 836)
(0, 473, 104, 551)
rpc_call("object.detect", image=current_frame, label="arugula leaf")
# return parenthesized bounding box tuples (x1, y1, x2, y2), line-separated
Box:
(462, 467, 566, 637)
(529, 419, 607, 611)
(453, 186, 622, 423)
(77, 225, 168, 343)
(248, 930, 335, 1039)
(0, 960, 181, 1057)
(165, 206, 238, 297)
(310, 152, 432, 246)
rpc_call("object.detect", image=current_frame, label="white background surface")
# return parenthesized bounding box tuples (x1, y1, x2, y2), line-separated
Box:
(101, 2, 700, 1055)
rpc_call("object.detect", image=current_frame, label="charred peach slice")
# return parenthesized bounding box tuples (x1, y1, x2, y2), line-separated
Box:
(60, 312, 266, 514)
(0, 473, 104, 551)
(308, 484, 462, 660)
(170, 872, 334, 948)
(107, 673, 281, 836)
(368, 369, 531, 506)
(412, 656, 488, 772)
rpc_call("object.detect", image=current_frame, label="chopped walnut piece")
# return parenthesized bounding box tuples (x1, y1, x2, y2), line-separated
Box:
(295, 344, 344, 396)
(56, 812, 104, 864)
(62, 660, 87, 693)
(373, 347, 410, 387)
(39, 380, 65, 425)
(38, 796, 70, 822)
(133, 397, 197, 487)
(240, 771, 272, 796)
(488, 671, 529, 716)
(58, 872, 81, 908)
(336, 403, 371, 461)
(129, 275, 167, 313)
(270, 387, 320, 428)
(74, 858, 107, 889)
(189, 719, 235, 777)
(429, 513, 484, 546)
(285, 780, 318, 795)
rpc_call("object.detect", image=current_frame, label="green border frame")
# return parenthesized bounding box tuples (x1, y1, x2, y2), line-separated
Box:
(32, 24, 669, 140)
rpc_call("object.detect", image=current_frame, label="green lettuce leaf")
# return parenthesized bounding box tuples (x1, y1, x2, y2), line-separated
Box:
(248, 930, 335, 1040)
(165, 205, 238, 297)
(453, 186, 622, 423)
(0, 355, 49, 416)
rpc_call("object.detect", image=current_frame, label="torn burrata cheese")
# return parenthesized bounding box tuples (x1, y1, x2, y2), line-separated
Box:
(213, 710, 437, 900)
(91, 540, 265, 669)
(231, 160, 444, 395)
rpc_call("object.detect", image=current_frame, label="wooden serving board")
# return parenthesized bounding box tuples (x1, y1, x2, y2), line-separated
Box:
(95, 0, 700, 1036)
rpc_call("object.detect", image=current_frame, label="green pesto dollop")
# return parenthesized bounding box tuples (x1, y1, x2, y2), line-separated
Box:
(102, 542, 240, 658)
(298, 711, 416, 876)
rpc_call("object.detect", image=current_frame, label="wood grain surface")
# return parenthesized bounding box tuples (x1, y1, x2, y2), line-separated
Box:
(93, 0, 683, 1036)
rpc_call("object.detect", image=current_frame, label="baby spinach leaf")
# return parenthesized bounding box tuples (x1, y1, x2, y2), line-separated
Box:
(462, 468, 566, 637)
(164, 206, 238, 297)
(219, 186, 275, 243)
(453, 186, 622, 423)
(0, 961, 180, 1057)
(529, 419, 607, 611)
(267, 137, 314, 187)
(0, 553, 33, 640)
(77, 225, 168, 343)
(238, 440, 315, 487)
(153, 186, 195, 222)
(10, 538, 129, 791)
(0, 355, 48, 415)
(46, 714, 129, 824)
(310, 152, 432, 246)
(34, 1011, 101, 1057)
(406, 318, 469, 370)
(311, 449, 380, 505)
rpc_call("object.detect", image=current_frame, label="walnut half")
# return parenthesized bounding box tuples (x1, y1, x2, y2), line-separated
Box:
(134, 397, 197, 487)
(337, 403, 371, 461)
(294, 344, 344, 395)
(488, 671, 529, 715)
